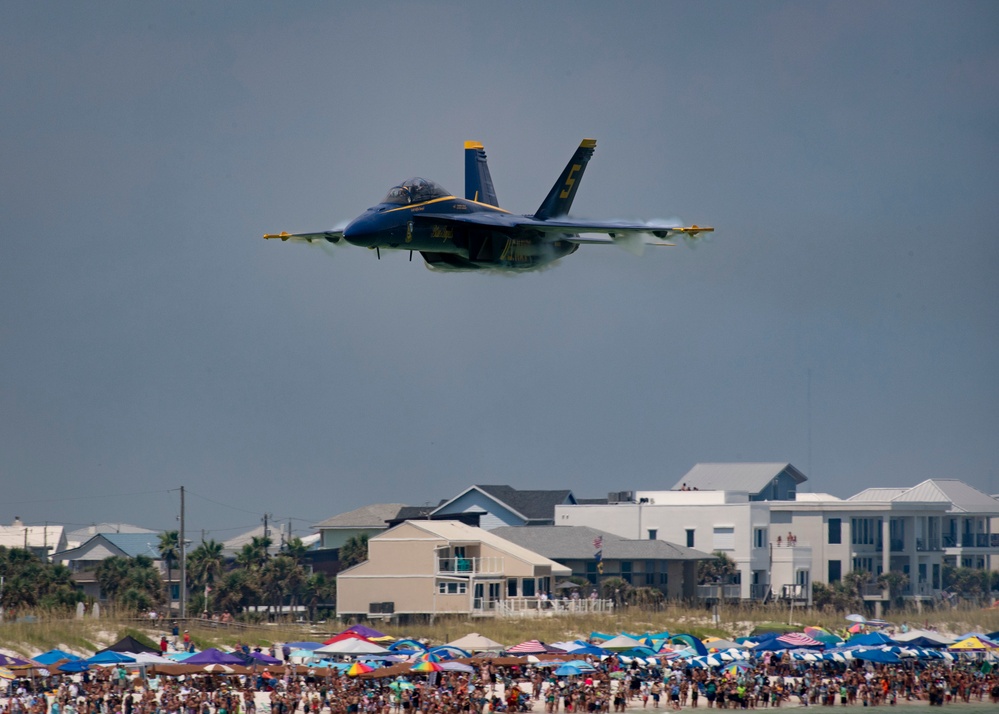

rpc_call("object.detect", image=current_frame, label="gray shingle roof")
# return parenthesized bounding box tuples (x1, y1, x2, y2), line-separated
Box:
(491, 525, 710, 561)
(453, 485, 575, 522)
(312, 503, 408, 529)
(672, 463, 807, 492)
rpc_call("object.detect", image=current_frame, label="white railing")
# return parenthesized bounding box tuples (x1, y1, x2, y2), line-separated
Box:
(492, 597, 615, 618)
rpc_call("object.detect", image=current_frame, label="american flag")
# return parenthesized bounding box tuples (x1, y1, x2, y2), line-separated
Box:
(593, 535, 603, 551)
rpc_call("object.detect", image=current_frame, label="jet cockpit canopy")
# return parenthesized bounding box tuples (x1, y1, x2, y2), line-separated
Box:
(382, 177, 450, 205)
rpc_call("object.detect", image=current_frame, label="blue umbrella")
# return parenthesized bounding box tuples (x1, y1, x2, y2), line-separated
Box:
(554, 664, 584, 676)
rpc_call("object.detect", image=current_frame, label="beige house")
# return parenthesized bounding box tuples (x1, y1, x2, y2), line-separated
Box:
(337, 520, 570, 619)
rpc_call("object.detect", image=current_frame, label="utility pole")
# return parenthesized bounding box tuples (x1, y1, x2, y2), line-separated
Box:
(179, 486, 186, 620)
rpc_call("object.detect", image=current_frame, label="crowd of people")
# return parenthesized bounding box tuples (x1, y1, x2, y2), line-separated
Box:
(3, 648, 999, 714)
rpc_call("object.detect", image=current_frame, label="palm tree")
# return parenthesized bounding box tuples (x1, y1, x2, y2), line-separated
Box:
(339, 534, 368, 569)
(283, 537, 308, 564)
(187, 540, 225, 589)
(158, 531, 180, 612)
(304, 572, 337, 621)
(697, 551, 738, 584)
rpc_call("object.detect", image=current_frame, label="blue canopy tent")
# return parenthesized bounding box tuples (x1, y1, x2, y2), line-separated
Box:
(33, 650, 81, 665)
(845, 632, 897, 647)
(853, 649, 902, 664)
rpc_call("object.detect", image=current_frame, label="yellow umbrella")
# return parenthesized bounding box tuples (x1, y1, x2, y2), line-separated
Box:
(0, 667, 16, 680)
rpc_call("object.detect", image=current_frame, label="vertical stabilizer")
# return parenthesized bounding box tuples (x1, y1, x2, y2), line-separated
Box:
(464, 141, 499, 206)
(534, 139, 596, 220)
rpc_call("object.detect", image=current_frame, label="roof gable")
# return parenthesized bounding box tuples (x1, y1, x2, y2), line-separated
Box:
(674, 463, 807, 493)
(432, 485, 574, 524)
(893, 479, 999, 514)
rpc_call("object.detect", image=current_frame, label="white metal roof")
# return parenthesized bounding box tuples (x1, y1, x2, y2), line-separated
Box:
(673, 463, 806, 492)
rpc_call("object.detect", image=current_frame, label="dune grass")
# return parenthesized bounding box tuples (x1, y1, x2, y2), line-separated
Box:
(2, 602, 997, 656)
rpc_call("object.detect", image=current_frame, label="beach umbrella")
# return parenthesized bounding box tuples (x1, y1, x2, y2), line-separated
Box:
(0, 655, 34, 667)
(554, 664, 584, 676)
(949, 636, 998, 652)
(506, 640, 553, 655)
(426, 645, 470, 660)
(202, 664, 235, 673)
(723, 661, 752, 675)
(410, 660, 443, 673)
(846, 614, 866, 623)
(847, 623, 864, 634)
(670, 635, 708, 657)
(440, 661, 475, 673)
(285, 642, 324, 650)
(389, 681, 415, 691)
(347, 661, 375, 677)
(0, 667, 15, 680)
(776, 633, 823, 649)
(600, 635, 646, 652)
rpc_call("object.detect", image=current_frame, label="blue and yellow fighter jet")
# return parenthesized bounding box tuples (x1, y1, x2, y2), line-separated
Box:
(264, 139, 712, 271)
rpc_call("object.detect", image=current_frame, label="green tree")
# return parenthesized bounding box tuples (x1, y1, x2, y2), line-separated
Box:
(338, 535, 369, 569)
(283, 537, 308, 564)
(95, 555, 163, 613)
(158, 530, 180, 610)
(600, 576, 630, 606)
(304, 572, 337, 621)
(843, 570, 873, 600)
(214, 569, 260, 615)
(187, 540, 225, 589)
(877, 570, 910, 607)
(628, 586, 665, 610)
(697, 551, 738, 584)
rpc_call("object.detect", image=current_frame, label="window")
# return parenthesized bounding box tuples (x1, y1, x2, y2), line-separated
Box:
(659, 572, 668, 585)
(828, 560, 842, 583)
(851, 518, 880, 546)
(522, 578, 536, 597)
(621, 561, 632, 584)
(828, 518, 841, 545)
(712, 526, 735, 551)
(754, 528, 768, 549)
(507, 578, 518, 597)
(438, 582, 467, 595)
(646, 572, 656, 586)
(686, 529, 695, 548)
(648, 529, 658, 540)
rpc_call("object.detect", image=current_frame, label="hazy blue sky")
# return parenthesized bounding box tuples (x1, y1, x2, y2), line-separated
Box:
(2, 1, 997, 541)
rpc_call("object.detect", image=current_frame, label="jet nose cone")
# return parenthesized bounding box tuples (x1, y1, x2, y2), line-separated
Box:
(343, 214, 377, 246)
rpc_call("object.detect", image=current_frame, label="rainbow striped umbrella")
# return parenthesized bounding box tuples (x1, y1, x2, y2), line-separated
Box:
(347, 661, 374, 676)
(410, 660, 444, 672)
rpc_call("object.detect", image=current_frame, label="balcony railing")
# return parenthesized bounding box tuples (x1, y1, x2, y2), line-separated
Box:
(436, 556, 504, 575)
(860, 582, 887, 599)
(697, 584, 742, 600)
(942, 534, 996, 549)
(915, 538, 941, 551)
(771, 540, 810, 548)
(750, 583, 771, 600)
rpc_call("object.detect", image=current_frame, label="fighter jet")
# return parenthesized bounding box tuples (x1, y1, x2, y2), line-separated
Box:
(265, 139, 712, 271)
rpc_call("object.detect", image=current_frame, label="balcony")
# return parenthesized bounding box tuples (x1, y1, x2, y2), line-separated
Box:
(915, 538, 941, 552)
(697, 583, 742, 600)
(860, 581, 887, 599)
(436, 556, 504, 575)
(942, 534, 996, 549)
(750, 583, 771, 600)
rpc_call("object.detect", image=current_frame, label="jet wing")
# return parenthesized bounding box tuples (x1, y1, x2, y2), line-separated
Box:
(263, 230, 343, 244)
(417, 213, 712, 245)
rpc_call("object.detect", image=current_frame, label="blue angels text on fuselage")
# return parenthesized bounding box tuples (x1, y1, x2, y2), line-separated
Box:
(264, 139, 713, 272)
